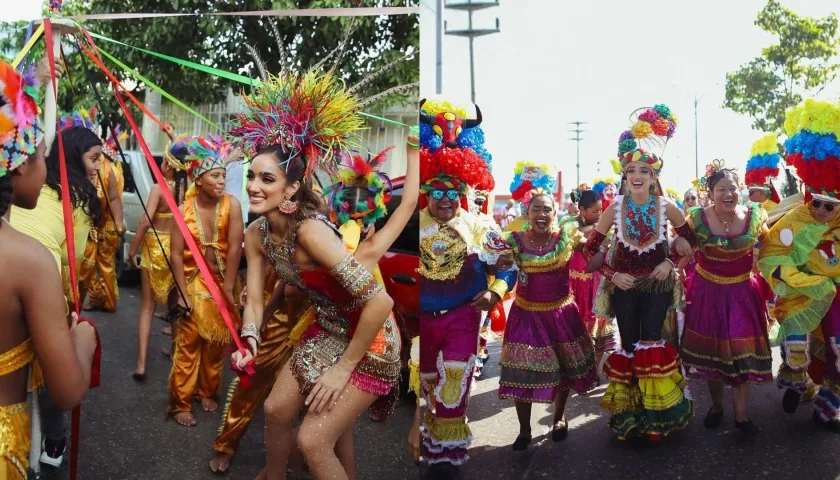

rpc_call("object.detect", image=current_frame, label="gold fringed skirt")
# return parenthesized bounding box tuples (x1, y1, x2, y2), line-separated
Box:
(0, 402, 30, 480)
(140, 231, 175, 305)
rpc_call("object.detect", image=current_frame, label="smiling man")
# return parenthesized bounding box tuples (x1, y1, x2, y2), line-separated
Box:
(418, 99, 515, 480)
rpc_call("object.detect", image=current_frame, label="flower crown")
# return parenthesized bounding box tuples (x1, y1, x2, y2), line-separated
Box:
(616, 104, 678, 174)
(328, 146, 394, 233)
(697, 159, 727, 192)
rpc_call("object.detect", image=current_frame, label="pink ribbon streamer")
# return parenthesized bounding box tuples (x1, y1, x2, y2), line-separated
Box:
(66, 6, 418, 21)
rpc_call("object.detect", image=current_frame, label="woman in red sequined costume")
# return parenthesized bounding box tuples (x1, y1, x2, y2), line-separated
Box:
(227, 31, 418, 479)
(582, 105, 696, 441)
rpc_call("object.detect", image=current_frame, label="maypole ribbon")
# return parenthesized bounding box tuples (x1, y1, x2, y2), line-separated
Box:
(93, 32, 257, 388)
(10, 23, 44, 69)
(66, 6, 418, 21)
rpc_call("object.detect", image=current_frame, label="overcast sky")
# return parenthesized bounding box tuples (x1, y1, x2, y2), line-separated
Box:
(419, 0, 840, 195)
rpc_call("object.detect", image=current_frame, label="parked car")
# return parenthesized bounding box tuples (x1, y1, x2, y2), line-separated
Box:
(373, 176, 420, 372)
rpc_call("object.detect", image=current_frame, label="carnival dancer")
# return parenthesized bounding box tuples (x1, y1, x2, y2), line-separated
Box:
(417, 98, 515, 479)
(168, 135, 244, 426)
(226, 29, 418, 477)
(592, 176, 619, 211)
(11, 122, 104, 468)
(758, 98, 840, 431)
(499, 170, 597, 450)
(0, 56, 99, 480)
(582, 104, 696, 441)
(78, 110, 126, 313)
(568, 185, 616, 371)
(127, 127, 189, 380)
(679, 160, 773, 436)
(209, 264, 297, 474)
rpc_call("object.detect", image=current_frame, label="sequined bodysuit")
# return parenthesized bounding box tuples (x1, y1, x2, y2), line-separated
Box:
(260, 215, 402, 417)
(0, 338, 42, 480)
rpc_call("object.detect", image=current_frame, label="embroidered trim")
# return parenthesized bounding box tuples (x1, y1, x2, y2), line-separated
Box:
(694, 264, 752, 284)
(329, 254, 382, 303)
(570, 270, 593, 280)
(513, 294, 574, 312)
(613, 195, 668, 254)
(433, 351, 475, 409)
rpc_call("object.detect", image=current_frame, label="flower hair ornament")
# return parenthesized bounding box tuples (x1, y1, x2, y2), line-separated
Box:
(697, 159, 729, 193)
(783, 98, 840, 203)
(509, 160, 555, 209)
(569, 183, 590, 203)
(0, 60, 42, 178)
(327, 146, 394, 233)
(229, 18, 418, 182)
(615, 104, 678, 195)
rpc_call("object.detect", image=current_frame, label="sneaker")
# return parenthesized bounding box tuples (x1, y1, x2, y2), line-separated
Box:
(40, 438, 66, 469)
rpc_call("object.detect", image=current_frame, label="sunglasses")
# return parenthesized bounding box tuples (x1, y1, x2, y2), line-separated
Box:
(812, 200, 837, 212)
(431, 189, 460, 201)
(685, 196, 697, 201)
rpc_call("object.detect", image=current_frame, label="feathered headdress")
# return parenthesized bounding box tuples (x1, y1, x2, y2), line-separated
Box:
(783, 98, 840, 202)
(746, 133, 781, 187)
(0, 60, 42, 179)
(229, 18, 418, 181)
(509, 160, 555, 209)
(616, 104, 678, 174)
(420, 98, 492, 211)
(102, 125, 128, 161)
(569, 183, 590, 203)
(59, 107, 98, 132)
(327, 146, 394, 233)
(164, 133, 190, 172)
(184, 134, 238, 181)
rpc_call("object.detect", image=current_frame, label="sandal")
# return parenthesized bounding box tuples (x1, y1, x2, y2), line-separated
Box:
(552, 420, 568, 442)
(734, 419, 759, 437)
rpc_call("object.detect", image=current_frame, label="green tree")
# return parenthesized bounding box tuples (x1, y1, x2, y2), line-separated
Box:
(0, 0, 418, 127)
(723, 0, 839, 134)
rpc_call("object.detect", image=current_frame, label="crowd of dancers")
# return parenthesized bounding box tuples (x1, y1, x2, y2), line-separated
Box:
(1, 21, 420, 480)
(415, 97, 840, 480)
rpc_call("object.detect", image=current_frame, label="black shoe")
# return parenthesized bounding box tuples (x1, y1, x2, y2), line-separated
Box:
(734, 419, 759, 437)
(425, 462, 460, 480)
(512, 434, 532, 451)
(703, 407, 724, 429)
(782, 389, 801, 414)
(812, 411, 840, 433)
(40, 438, 66, 469)
(552, 421, 568, 442)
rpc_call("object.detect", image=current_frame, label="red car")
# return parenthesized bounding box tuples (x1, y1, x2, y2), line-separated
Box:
(373, 176, 420, 372)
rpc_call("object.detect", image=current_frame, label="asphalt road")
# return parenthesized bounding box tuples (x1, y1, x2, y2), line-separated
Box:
(36, 280, 417, 480)
(419, 342, 840, 480)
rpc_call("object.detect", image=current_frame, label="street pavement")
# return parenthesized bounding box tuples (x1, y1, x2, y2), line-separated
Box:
(420, 341, 840, 480)
(39, 281, 417, 480)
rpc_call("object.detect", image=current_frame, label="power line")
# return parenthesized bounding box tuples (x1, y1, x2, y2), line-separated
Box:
(444, 0, 500, 103)
(568, 121, 587, 187)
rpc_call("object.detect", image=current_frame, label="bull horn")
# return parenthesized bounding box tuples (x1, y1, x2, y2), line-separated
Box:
(464, 104, 483, 128)
(419, 98, 432, 124)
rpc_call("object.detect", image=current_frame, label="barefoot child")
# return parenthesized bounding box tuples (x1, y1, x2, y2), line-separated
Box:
(168, 135, 243, 426)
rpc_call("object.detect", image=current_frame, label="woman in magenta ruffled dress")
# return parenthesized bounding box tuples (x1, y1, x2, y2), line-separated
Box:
(498, 193, 597, 451)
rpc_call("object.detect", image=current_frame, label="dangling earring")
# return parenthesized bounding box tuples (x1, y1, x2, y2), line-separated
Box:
(649, 183, 655, 194)
(279, 197, 299, 214)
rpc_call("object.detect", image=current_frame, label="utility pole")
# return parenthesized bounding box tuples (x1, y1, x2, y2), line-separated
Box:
(444, 0, 500, 103)
(436, 0, 443, 94)
(568, 121, 587, 186)
(694, 94, 704, 179)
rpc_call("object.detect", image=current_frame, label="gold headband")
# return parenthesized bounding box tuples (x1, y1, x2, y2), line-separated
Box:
(163, 139, 186, 172)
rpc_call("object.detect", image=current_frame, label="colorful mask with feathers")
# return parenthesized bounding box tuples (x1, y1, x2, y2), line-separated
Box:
(228, 17, 418, 182)
(0, 61, 42, 179)
(328, 146, 393, 233)
(510, 160, 555, 209)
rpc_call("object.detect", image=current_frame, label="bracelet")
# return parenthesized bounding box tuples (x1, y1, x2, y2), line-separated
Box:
(240, 322, 258, 339)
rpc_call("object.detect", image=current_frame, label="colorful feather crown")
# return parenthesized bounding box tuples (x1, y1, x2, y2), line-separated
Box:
(745, 133, 781, 187)
(616, 104, 678, 174)
(183, 135, 237, 180)
(783, 99, 840, 201)
(0, 60, 42, 179)
(229, 17, 418, 182)
(59, 107, 98, 132)
(509, 160, 555, 208)
(328, 146, 394, 232)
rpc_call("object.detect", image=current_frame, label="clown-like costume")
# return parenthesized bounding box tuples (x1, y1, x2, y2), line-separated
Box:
(167, 136, 243, 422)
(418, 99, 515, 477)
(758, 99, 840, 430)
(582, 104, 696, 440)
